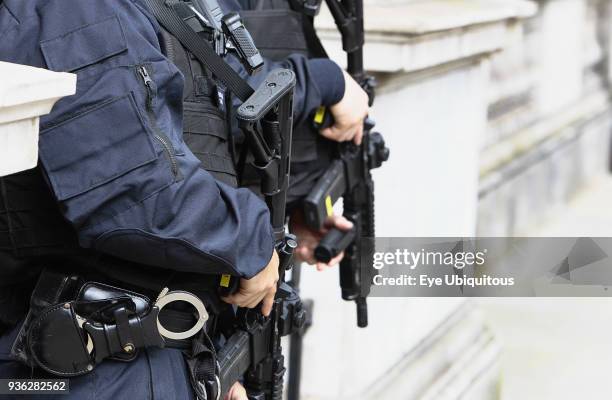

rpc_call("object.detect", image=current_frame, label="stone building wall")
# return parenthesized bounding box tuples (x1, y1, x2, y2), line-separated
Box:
(297, 1, 612, 399)
(479, 0, 612, 236)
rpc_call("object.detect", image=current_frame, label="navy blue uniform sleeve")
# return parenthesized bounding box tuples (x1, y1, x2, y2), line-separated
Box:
(220, 0, 344, 125)
(0, 0, 274, 279)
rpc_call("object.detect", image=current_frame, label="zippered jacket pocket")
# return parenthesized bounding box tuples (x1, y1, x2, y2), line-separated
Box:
(38, 67, 176, 229)
(137, 64, 180, 179)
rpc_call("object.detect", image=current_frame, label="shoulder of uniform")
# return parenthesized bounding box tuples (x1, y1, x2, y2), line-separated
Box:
(4, 0, 147, 23)
(2, 0, 46, 23)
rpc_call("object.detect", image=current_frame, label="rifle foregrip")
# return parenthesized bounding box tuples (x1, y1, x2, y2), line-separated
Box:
(314, 226, 356, 263)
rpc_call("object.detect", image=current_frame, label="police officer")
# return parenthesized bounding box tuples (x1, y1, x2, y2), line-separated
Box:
(0, 0, 280, 398)
(0, 1, 365, 400)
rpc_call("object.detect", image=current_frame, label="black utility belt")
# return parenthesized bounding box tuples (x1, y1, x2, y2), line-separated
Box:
(9, 269, 210, 377)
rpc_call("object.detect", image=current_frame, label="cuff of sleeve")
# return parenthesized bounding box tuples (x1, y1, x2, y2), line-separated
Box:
(308, 58, 345, 106)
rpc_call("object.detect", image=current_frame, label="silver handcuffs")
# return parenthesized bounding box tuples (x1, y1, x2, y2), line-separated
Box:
(154, 287, 209, 340)
(76, 287, 209, 354)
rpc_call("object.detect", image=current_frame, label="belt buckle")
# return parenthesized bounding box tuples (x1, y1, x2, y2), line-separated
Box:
(154, 287, 209, 340)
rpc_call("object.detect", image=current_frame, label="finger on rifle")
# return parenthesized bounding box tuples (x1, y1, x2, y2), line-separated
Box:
(341, 126, 357, 142)
(221, 293, 250, 308)
(324, 215, 353, 231)
(334, 126, 350, 143)
(261, 287, 276, 317)
(225, 382, 247, 400)
(296, 245, 315, 264)
(328, 251, 345, 267)
(222, 283, 258, 307)
(353, 123, 364, 145)
(320, 126, 342, 141)
(245, 292, 266, 309)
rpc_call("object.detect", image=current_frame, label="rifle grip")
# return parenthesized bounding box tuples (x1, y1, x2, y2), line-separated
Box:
(314, 226, 356, 263)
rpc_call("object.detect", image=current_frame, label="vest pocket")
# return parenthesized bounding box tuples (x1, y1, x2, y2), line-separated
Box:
(182, 101, 238, 187)
(0, 4, 19, 38)
(291, 124, 319, 163)
(241, 9, 308, 60)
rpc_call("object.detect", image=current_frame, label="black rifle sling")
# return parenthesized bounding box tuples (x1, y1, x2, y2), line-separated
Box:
(143, 0, 255, 102)
(301, 15, 328, 58)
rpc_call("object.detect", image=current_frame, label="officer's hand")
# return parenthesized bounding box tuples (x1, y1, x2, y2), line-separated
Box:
(224, 382, 247, 400)
(320, 69, 369, 146)
(290, 209, 353, 271)
(222, 250, 279, 316)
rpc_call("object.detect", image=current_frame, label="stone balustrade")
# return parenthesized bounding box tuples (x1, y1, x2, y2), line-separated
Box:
(0, 62, 75, 177)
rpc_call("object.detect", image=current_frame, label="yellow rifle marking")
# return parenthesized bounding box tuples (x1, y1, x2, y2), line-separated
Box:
(220, 274, 231, 288)
(314, 106, 326, 124)
(325, 195, 333, 217)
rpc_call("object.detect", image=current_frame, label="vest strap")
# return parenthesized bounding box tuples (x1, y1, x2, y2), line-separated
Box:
(143, 0, 255, 101)
(301, 14, 327, 58)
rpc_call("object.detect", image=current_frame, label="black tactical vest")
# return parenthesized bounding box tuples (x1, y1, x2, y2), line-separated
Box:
(240, 0, 326, 61)
(159, 28, 239, 187)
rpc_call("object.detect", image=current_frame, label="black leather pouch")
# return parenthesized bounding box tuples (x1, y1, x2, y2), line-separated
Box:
(9, 269, 82, 365)
(10, 272, 153, 374)
(76, 281, 150, 321)
(75, 282, 152, 362)
(27, 301, 93, 376)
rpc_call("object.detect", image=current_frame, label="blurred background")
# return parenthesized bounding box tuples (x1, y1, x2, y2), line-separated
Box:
(295, 0, 612, 399)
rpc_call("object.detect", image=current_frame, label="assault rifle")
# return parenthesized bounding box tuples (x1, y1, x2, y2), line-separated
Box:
(288, 1, 389, 398)
(305, 0, 389, 329)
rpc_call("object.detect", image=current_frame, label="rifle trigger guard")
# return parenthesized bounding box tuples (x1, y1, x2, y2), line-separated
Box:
(155, 288, 209, 340)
